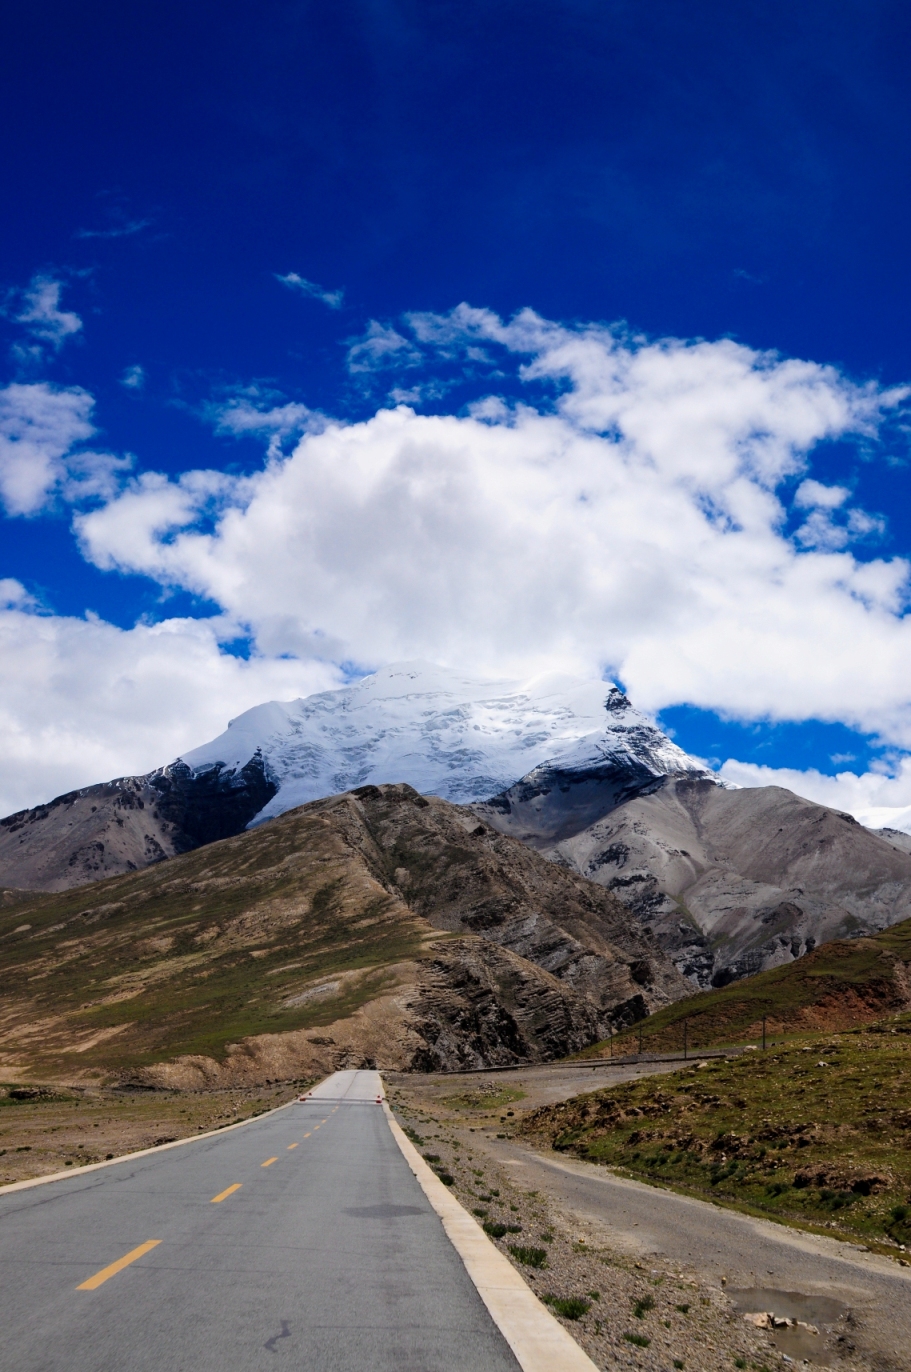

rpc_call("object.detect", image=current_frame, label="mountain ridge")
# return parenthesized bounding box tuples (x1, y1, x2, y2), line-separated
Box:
(0, 662, 714, 892)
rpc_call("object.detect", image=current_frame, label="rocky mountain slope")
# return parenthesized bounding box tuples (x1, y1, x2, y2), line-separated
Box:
(478, 774, 911, 988)
(0, 784, 687, 1084)
(6, 660, 911, 1000)
(578, 908, 911, 1053)
(0, 662, 712, 891)
(0, 755, 276, 891)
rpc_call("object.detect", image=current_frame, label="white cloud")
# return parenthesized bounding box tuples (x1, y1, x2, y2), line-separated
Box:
(0, 603, 342, 815)
(794, 478, 850, 509)
(275, 271, 344, 310)
(0, 382, 131, 515)
(75, 217, 151, 240)
(346, 320, 422, 373)
(120, 364, 146, 390)
(206, 387, 322, 460)
(719, 756, 911, 835)
(791, 476, 885, 550)
(71, 307, 911, 754)
(12, 275, 82, 353)
(0, 578, 38, 611)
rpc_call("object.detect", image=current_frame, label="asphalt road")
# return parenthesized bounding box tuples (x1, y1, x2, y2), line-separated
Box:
(0, 1071, 521, 1372)
(478, 1134, 911, 1366)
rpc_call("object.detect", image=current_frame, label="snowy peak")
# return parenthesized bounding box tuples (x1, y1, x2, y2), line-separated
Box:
(179, 661, 715, 826)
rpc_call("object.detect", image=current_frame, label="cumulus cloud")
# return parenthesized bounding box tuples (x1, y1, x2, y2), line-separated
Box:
(275, 271, 344, 309)
(719, 756, 911, 834)
(0, 602, 342, 815)
(71, 306, 911, 754)
(791, 476, 886, 550)
(0, 382, 130, 515)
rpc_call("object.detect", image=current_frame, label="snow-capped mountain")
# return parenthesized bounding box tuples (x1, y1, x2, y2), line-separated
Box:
(180, 661, 715, 825)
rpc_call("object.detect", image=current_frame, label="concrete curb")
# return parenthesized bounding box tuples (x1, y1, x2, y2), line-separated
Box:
(0, 1088, 317, 1197)
(383, 1099, 599, 1372)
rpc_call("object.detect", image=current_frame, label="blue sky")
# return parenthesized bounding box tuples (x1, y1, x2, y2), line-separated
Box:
(3, 0, 911, 820)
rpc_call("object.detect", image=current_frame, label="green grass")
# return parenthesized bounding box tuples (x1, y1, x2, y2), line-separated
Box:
(508, 1245, 548, 1268)
(543, 1295, 591, 1320)
(574, 918, 911, 1058)
(0, 802, 434, 1077)
(527, 1020, 911, 1251)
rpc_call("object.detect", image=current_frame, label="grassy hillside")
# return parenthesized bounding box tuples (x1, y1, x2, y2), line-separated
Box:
(0, 795, 433, 1079)
(0, 782, 687, 1084)
(575, 918, 911, 1058)
(525, 1020, 911, 1252)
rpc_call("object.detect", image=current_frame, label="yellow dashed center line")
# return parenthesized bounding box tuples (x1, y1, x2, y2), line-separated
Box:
(77, 1240, 161, 1290)
(303, 1132, 311, 1138)
(287, 1142, 299, 1150)
(261, 1157, 278, 1167)
(211, 1184, 242, 1203)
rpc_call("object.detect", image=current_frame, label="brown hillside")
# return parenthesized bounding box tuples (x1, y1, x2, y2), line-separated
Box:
(0, 784, 687, 1086)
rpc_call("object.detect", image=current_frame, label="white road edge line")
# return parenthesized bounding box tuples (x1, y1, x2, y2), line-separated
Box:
(0, 1081, 331, 1197)
(383, 1099, 598, 1372)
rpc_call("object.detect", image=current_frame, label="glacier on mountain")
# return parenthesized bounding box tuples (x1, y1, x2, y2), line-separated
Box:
(179, 661, 715, 825)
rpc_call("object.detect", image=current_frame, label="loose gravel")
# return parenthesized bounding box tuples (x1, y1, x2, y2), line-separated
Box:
(389, 1093, 873, 1372)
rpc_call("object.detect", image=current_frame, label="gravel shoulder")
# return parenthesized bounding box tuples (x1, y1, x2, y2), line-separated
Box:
(388, 1065, 910, 1372)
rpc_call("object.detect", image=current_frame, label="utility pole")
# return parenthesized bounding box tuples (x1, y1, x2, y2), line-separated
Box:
(638, 1020, 643, 1057)
(683, 1017, 688, 1061)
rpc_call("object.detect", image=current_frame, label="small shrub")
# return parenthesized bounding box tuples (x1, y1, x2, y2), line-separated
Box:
(508, 1244, 548, 1268)
(484, 1221, 508, 1238)
(506, 1223, 522, 1233)
(675, 1303, 690, 1314)
(423, 1153, 440, 1162)
(673, 1360, 685, 1369)
(735, 1359, 747, 1368)
(437, 1172, 454, 1186)
(623, 1333, 651, 1347)
(543, 1295, 590, 1320)
(472, 1208, 487, 1217)
(633, 1295, 655, 1318)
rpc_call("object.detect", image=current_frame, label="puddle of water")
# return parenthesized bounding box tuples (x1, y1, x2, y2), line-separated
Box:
(728, 1288, 849, 1366)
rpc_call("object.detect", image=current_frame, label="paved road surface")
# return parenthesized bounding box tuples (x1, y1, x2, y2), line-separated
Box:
(0, 1071, 521, 1372)
(478, 1134, 911, 1365)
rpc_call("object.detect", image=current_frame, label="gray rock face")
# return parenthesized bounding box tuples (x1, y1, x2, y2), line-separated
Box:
(0, 754, 276, 892)
(478, 774, 911, 988)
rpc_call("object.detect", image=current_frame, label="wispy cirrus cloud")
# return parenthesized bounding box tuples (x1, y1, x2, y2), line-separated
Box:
(75, 217, 152, 240)
(275, 271, 344, 310)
